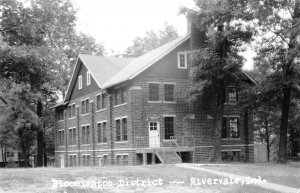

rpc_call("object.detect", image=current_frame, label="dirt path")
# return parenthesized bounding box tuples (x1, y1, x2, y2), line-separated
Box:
(176, 163, 299, 193)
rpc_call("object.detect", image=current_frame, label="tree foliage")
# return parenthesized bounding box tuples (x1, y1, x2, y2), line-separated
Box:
(123, 23, 179, 57)
(246, 0, 300, 163)
(0, 0, 105, 166)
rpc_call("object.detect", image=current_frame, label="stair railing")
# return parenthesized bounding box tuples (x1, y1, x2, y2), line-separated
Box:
(160, 141, 165, 164)
(170, 136, 181, 159)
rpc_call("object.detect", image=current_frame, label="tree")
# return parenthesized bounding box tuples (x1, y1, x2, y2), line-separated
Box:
(181, 0, 253, 162)
(248, 0, 300, 163)
(0, 0, 105, 166)
(240, 67, 281, 162)
(123, 23, 178, 57)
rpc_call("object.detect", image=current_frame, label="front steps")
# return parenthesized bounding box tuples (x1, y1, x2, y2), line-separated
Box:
(155, 149, 182, 164)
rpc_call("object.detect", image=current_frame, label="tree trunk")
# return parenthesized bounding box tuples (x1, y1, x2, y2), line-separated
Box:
(4, 146, 7, 163)
(278, 0, 299, 163)
(264, 114, 270, 162)
(211, 86, 225, 162)
(278, 87, 291, 163)
(36, 100, 44, 167)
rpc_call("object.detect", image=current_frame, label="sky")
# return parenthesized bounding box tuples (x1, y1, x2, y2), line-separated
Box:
(71, 0, 254, 70)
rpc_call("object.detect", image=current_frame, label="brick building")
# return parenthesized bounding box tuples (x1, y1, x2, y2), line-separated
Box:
(53, 29, 256, 167)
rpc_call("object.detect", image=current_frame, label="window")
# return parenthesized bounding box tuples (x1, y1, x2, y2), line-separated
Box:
(123, 155, 129, 165)
(116, 119, 121, 142)
(69, 128, 76, 145)
(68, 104, 75, 118)
(116, 155, 122, 165)
(97, 122, 107, 143)
(58, 130, 64, 146)
(78, 75, 82, 89)
(102, 94, 106, 109)
(97, 94, 106, 110)
(222, 117, 239, 139)
(178, 52, 187, 69)
(87, 71, 91, 86)
(222, 117, 227, 139)
(229, 117, 239, 138)
(69, 155, 76, 167)
(164, 117, 174, 140)
(120, 89, 126, 104)
(6, 152, 14, 158)
(81, 99, 89, 114)
(228, 87, 237, 102)
(164, 84, 174, 102)
(221, 151, 240, 161)
(122, 118, 127, 141)
(103, 122, 107, 143)
(149, 83, 159, 101)
(97, 123, 101, 143)
(103, 155, 108, 165)
(57, 110, 64, 121)
(82, 155, 90, 166)
(150, 122, 158, 130)
(114, 89, 126, 106)
(116, 118, 127, 142)
(82, 125, 90, 144)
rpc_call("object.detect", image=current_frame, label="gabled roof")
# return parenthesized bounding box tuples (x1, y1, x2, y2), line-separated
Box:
(63, 55, 132, 103)
(79, 54, 133, 87)
(102, 35, 190, 88)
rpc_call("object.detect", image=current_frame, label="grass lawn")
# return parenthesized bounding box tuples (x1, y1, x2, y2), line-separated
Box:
(200, 162, 300, 189)
(0, 165, 278, 193)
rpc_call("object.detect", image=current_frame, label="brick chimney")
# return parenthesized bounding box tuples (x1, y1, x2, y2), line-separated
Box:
(189, 18, 206, 50)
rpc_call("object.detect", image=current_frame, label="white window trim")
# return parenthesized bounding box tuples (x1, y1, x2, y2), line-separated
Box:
(113, 103, 127, 108)
(115, 116, 128, 120)
(177, 52, 187, 69)
(78, 75, 82, 89)
(115, 153, 129, 156)
(163, 82, 176, 85)
(148, 100, 163, 103)
(96, 109, 107, 113)
(162, 115, 176, 117)
(87, 71, 91, 86)
(80, 97, 90, 102)
(115, 141, 128, 143)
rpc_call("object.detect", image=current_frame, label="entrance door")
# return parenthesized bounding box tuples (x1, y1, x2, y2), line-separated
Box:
(60, 156, 64, 168)
(149, 121, 160, 148)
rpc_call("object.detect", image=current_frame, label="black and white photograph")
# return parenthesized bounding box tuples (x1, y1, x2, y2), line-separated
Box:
(0, 0, 299, 192)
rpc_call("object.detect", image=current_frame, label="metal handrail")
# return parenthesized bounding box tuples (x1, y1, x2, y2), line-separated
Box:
(135, 135, 196, 148)
(160, 142, 165, 164)
(170, 136, 181, 158)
